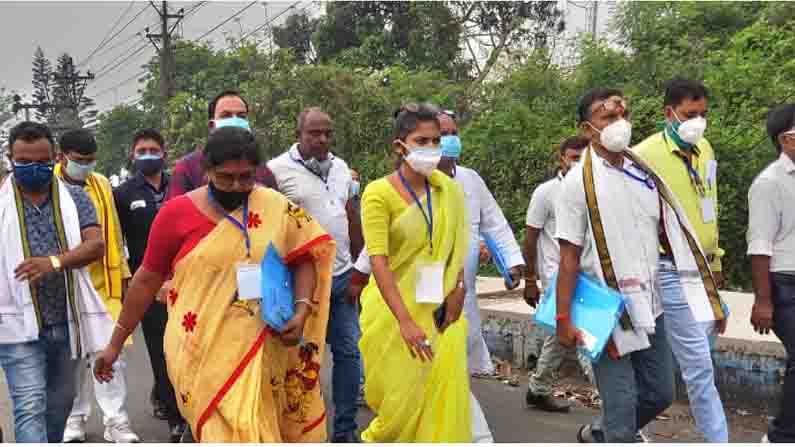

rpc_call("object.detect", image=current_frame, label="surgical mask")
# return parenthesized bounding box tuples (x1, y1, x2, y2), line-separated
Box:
(134, 154, 164, 176)
(440, 135, 462, 158)
(304, 157, 332, 178)
(13, 161, 54, 192)
(671, 111, 707, 146)
(212, 117, 251, 132)
(64, 157, 96, 182)
(591, 119, 632, 153)
(208, 181, 250, 211)
(350, 180, 361, 197)
(402, 143, 441, 177)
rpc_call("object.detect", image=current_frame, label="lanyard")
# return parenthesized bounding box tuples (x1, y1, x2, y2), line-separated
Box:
(398, 171, 433, 252)
(675, 151, 706, 197)
(208, 188, 251, 258)
(619, 165, 656, 190)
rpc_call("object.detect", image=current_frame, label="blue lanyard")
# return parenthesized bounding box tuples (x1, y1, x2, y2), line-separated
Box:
(208, 189, 251, 258)
(398, 171, 433, 252)
(675, 152, 706, 196)
(621, 165, 656, 190)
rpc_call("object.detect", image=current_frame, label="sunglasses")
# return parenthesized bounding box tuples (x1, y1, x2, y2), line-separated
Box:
(592, 98, 628, 115)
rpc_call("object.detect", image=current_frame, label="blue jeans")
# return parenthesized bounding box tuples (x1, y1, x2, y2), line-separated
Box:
(770, 272, 795, 442)
(591, 315, 674, 442)
(326, 269, 362, 438)
(0, 323, 78, 442)
(659, 260, 728, 442)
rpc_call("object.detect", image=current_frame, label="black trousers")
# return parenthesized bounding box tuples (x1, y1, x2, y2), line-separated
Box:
(770, 272, 795, 442)
(141, 301, 184, 428)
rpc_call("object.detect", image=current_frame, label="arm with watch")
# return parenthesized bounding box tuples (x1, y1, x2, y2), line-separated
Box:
(14, 225, 105, 283)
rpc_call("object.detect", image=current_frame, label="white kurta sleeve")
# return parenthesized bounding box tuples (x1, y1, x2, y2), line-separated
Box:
(473, 171, 524, 268)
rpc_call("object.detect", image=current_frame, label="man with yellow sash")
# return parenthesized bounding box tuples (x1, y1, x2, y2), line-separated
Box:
(555, 88, 726, 443)
(633, 78, 728, 442)
(54, 129, 140, 443)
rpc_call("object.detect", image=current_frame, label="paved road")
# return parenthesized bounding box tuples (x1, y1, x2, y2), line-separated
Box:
(1, 329, 768, 443)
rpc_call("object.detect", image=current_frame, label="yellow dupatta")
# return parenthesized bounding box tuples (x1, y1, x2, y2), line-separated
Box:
(54, 165, 130, 319)
(163, 187, 335, 443)
(359, 170, 472, 442)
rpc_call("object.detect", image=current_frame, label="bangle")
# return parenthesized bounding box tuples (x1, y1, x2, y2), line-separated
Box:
(555, 313, 570, 322)
(115, 322, 133, 333)
(295, 298, 314, 309)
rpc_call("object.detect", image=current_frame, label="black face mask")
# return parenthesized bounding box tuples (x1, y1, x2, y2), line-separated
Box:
(208, 181, 250, 211)
(133, 156, 164, 176)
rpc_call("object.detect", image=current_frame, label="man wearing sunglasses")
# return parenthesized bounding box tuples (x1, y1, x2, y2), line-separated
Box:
(555, 88, 724, 443)
(633, 79, 728, 443)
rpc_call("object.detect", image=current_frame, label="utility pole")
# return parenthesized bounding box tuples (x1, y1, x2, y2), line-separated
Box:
(590, 1, 598, 41)
(52, 58, 95, 112)
(146, 1, 184, 102)
(12, 95, 46, 122)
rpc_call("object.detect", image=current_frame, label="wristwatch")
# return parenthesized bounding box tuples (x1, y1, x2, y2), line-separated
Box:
(49, 256, 63, 273)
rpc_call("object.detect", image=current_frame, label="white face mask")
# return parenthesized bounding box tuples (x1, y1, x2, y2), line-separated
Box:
(402, 143, 441, 177)
(65, 157, 96, 182)
(592, 119, 632, 153)
(674, 111, 707, 145)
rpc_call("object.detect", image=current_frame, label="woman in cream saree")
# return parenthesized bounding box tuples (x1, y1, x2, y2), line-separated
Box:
(94, 127, 335, 442)
(359, 103, 473, 442)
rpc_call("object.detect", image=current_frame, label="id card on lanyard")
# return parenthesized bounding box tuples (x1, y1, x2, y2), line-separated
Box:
(398, 171, 445, 303)
(209, 189, 261, 300)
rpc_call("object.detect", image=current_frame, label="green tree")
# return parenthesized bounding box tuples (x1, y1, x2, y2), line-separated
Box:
(31, 47, 53, 122)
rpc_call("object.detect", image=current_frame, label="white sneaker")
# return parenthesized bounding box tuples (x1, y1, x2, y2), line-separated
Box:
(104, 420, 141, 443)
(62, 417, 86, 443)
(761, 434, 770, 443)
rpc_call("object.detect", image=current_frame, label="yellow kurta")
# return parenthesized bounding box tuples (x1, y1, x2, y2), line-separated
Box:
(359, 170, 472, 442)
(164, 187, 335, 442)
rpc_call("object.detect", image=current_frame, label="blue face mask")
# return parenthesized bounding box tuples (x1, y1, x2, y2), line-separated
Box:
(213, 117, 251, 131)
(350, 180, 361, 197)
(440, 135, 462, 158)
(13, 161, 55, 192)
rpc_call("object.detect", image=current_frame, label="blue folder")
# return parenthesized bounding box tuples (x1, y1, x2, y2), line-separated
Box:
(482, 234, 514, 287)
(534, 272, 626, 361)
(260, 242, 295, 332)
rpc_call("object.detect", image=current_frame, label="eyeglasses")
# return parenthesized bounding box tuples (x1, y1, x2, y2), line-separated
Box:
(210, 170, 256, 189)
(592, 98, 628, 116)
(440, 109, 456, 119)
(393, 103, 420, 119)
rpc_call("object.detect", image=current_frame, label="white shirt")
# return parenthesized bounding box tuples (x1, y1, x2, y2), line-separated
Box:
(268, 144, 353, 276)
(353, 165, 523, 274)
(555, 151, 663, 319)
(456, 166, 524, 269)
(747, 152, 795, 273)
(526, 173, 563, 289)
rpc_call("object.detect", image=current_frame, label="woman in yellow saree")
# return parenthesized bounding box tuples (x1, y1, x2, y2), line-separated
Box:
(359, 103, 472, 442)
(94, 127, 335, 442)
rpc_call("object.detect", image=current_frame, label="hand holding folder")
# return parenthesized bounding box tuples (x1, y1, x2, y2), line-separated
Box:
(534, 272, 626, 361)
(260, 242, 295, 332)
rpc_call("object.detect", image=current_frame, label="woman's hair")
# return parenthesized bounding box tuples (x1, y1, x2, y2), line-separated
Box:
(393, 102, 441, 141)
(202, 127, 261, 169)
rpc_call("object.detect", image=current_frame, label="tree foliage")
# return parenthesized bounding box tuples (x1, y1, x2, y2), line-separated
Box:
(94, 1, 795, 289)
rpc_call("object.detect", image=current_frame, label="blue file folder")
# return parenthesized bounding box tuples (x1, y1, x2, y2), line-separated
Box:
(534, 272, 626, 361)
(482, 234, 513, 287)
(260, 242, 295, 332)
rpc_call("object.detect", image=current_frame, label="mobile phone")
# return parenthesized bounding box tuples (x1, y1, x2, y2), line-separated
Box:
(433, 302, 447, 330)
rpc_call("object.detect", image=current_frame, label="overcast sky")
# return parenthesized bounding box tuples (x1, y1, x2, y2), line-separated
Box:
(0, 1, 300, 113)
(0, 0, 604, 117)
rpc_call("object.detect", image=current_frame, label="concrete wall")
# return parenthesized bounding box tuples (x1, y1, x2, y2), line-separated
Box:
(481, 308, 787, 410)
